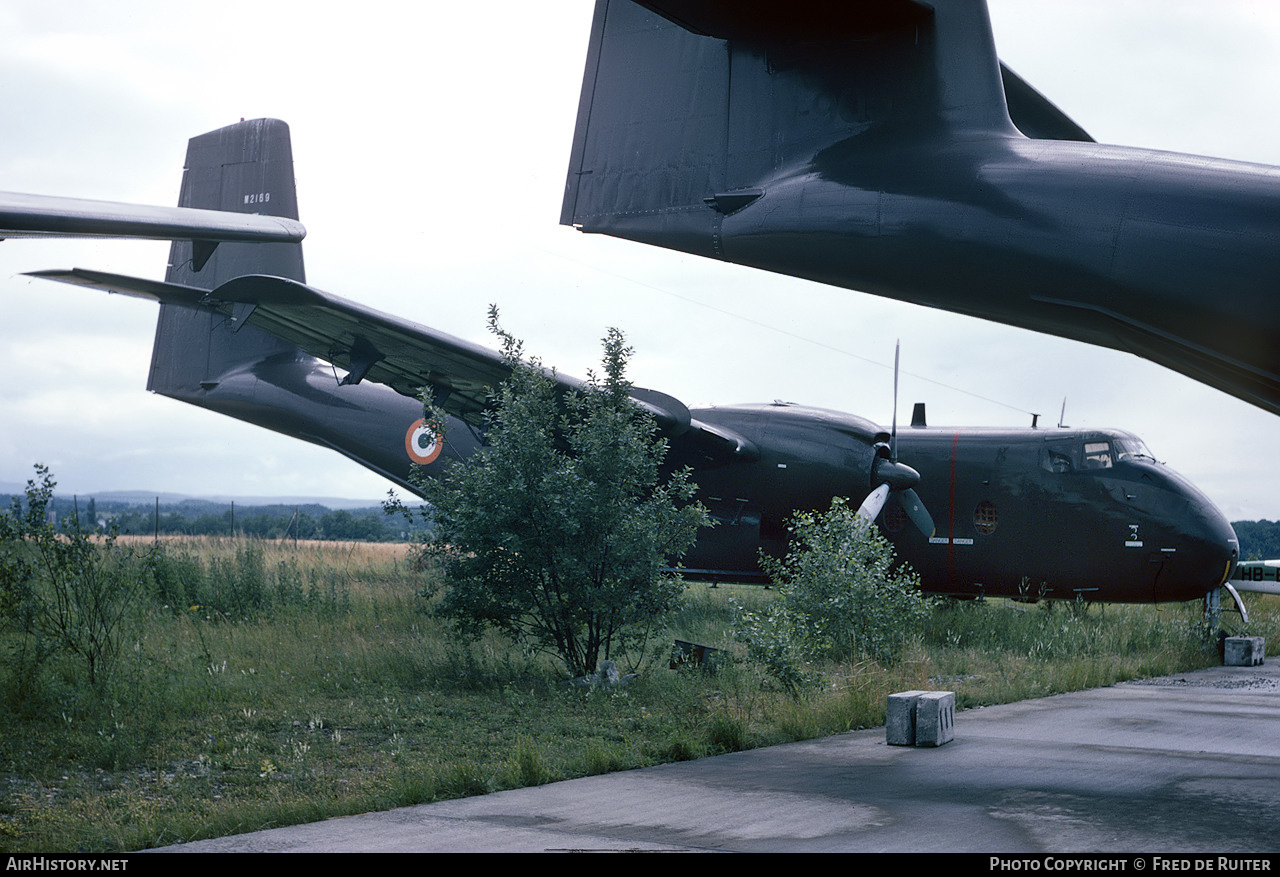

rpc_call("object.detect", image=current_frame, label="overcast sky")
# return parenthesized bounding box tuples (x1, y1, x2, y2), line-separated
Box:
(2, 1, 1280, 521)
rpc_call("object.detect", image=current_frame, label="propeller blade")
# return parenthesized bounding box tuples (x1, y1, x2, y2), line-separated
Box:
(856, 342, 934, 538)
(891, 340, 900, 461)
(855, 483, 890, 528)
(899, 488, 936, 537)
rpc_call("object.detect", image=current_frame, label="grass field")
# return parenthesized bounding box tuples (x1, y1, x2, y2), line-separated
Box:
(0, 537, 1273, 852)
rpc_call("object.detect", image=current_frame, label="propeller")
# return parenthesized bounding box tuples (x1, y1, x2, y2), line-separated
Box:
(854, 342, 936, 537)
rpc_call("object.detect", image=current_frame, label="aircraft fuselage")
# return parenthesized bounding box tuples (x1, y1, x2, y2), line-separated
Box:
(604, 137, 1280, 415)
(671, 402, 1238, 603)
(172, 362, 1237, 604)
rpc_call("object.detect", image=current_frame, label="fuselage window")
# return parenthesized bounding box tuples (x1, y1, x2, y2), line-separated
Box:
(974, 500, 998, 535)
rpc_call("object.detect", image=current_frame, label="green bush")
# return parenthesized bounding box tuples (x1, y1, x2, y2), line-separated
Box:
(411, 309, 709, 676)
(0, 465, 141, 688)
(735, 498, 933, 691)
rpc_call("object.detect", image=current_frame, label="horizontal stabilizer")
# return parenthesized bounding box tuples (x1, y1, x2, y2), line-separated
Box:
(0, 191, 304, 245)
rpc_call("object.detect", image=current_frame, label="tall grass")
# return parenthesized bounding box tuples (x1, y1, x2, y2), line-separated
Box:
(0, 538, 1273, 852)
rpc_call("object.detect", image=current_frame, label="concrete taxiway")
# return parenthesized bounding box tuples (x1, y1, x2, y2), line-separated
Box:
(162, 662, 1280, 853)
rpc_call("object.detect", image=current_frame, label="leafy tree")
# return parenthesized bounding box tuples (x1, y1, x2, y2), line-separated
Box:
(734, 497, 933, 692)
(411, 309, 708, 676)
(320, 509, 389, 541)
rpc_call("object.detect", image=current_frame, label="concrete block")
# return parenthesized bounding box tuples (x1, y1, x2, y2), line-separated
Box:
(915, 691, 956, 747)
(886, 690, 928, 746)
(1224, 636, 1265, 666)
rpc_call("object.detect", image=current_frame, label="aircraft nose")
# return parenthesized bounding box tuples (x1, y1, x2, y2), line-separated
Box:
(1157, 497, 1238, 602)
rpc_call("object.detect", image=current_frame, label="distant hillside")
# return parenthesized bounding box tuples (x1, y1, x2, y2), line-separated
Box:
(0, 484, 403, 511)
(0, 488, 431, 543)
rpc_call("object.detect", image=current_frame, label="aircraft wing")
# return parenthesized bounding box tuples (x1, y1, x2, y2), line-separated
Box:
(29, 268, 530, 426)
(0, 192, 305, 245)
(28, 268, 752, 459)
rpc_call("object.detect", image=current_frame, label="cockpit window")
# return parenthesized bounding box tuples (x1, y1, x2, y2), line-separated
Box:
(1082, 441, 1113, 470)
(1043, 435, 1152, 474)
(1043, 448, 1074, 473)
(1044, 435, 1136, 471)
(1113, 436, 1156, 462)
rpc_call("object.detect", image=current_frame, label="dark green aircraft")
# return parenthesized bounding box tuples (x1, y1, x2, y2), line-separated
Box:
(561, 0, 1280, 418)
(32, 119, 1238, 606)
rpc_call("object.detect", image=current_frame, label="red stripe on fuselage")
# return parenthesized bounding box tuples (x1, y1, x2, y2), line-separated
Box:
(948, 431, 961, 585)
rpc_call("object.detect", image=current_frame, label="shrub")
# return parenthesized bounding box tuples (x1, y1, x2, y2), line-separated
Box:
(735, 497, 933, 690)
(411, 309, 709, 676)
(0, 465, 141, 687)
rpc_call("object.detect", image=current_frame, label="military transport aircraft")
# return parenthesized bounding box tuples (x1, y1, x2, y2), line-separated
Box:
(561, 0, 1280, 417)
(30, 118, 1239, 606)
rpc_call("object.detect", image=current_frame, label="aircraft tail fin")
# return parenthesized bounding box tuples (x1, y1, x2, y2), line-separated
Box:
(149, 118, 304, 397)
(561, 1, 1083, 251)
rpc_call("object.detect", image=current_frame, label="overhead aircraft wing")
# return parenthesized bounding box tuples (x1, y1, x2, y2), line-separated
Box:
(29, 268, 754, 460)
(0, 192, 305, 245)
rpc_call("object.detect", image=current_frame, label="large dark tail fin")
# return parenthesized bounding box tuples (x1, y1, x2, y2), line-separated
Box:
(149, 119, 304, 396)
(561, 0, 1087, 252)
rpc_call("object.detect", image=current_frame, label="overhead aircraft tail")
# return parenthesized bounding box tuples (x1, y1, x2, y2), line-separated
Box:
(149, 118, 305, 397)
(561, 0, 1088, 255)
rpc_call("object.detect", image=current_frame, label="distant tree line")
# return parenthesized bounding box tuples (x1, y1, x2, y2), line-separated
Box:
(0, 493, 430, 543)
(1232, 520, 1280, 561)
(7, 486, 1280, 558)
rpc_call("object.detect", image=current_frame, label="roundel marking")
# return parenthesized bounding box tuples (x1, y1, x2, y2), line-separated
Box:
(405, 419, 443, 465)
